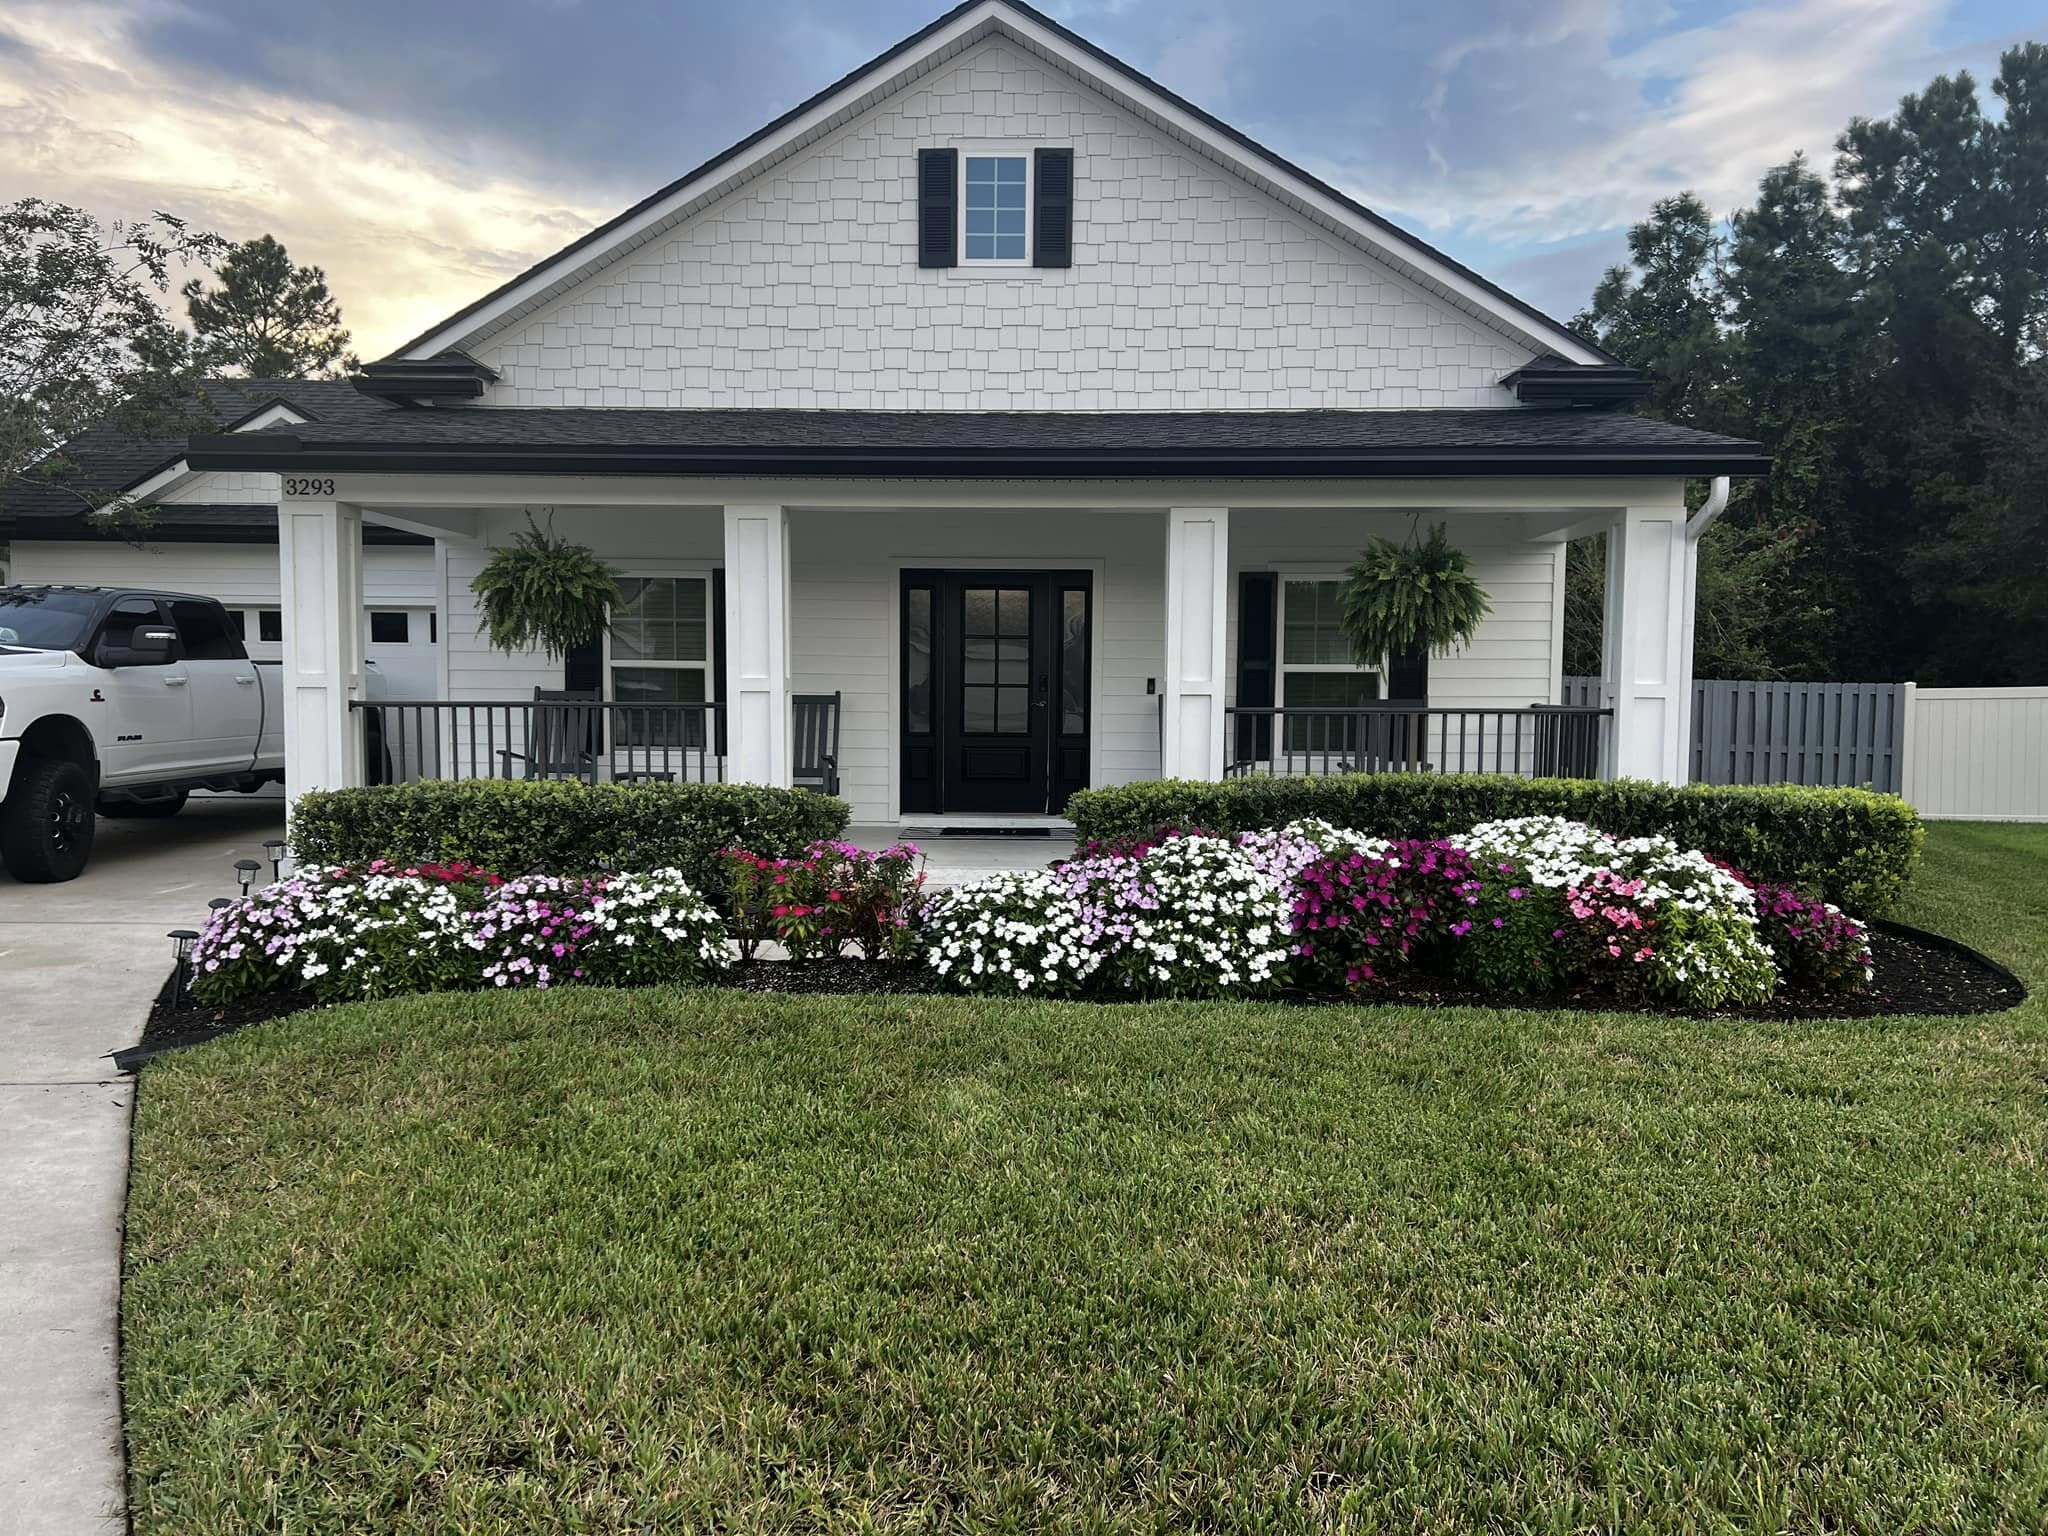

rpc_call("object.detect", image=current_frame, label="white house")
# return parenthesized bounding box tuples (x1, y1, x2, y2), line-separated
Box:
(180, 0, 1764, 825)
(1, 379, 444, 701)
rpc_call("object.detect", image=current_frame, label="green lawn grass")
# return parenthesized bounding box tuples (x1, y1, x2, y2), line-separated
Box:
(124, 824, 2048, 1532)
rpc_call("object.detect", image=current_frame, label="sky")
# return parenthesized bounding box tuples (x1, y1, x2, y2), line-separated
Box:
(1, 0, 2040, 356)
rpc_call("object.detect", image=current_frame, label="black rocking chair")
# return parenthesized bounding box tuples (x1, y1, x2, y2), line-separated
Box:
(792, 692, 841, 796)
(498, 688, 600, 781)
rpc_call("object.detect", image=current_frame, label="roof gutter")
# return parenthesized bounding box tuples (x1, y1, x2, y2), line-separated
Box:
(187, 436, 1774, 480)
(1676, 475, 1733, 766)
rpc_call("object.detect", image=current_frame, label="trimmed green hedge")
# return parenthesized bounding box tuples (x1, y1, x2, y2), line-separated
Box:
(1066, 775, 1924, 914)
(290, 780, 849, 894)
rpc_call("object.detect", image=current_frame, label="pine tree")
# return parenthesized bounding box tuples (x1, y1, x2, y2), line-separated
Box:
(182, 234, 352, 378)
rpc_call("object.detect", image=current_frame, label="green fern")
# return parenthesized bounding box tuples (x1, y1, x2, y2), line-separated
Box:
(469, 513, 624, 660)
(1339, 523, 1491, 667)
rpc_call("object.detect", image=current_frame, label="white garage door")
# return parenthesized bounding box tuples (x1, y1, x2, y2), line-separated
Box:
(365, 607, 440, 699)
(227, 604, 441, 700)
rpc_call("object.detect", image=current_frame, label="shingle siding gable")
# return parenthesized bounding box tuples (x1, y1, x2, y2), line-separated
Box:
(473, 38, 1531, 410)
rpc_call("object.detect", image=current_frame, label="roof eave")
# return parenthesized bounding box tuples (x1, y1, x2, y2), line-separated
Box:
(187, 434, 1770, 481)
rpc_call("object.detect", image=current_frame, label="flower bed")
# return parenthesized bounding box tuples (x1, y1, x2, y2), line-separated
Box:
(921, 816, 1873, 1009)
(1064, 774, 1924, 915)
(189, 820, 1878, 1018)
(191, 858, 727, 1003)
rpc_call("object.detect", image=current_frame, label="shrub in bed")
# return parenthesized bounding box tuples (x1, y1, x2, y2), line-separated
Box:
(1290, 839, 1484, 990)
(925, 834, 1293, 997)
(190, 861, 494, 1003)
(1743, 881, 1875, 993)
(190, 862, 728, 1002)
(1461, 816, 1779, 1009)
(290, 779, 848, 895)
(1065, 775, 1923, 915)
(470, 869, 729, 990)
(926, 813, 1842, 1010)
(721, 840, 927, 963)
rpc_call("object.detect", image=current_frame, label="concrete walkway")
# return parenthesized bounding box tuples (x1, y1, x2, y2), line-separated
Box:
(0, 796, 284, 1535)
(852, 824, 1076, 885)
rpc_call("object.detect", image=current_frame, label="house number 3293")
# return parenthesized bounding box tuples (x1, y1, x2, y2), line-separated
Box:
(282, 477, 336, 497)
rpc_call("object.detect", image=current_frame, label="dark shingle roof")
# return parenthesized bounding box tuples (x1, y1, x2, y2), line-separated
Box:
(190, 405, 1768, 479)
(0, 378, 395, 523)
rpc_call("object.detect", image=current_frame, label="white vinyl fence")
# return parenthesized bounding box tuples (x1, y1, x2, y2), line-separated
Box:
(1563, 677, 2048, 819)
(1900, 686, 2048, 822)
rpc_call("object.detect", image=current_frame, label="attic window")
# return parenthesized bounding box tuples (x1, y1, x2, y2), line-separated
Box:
(962, 154, 1029, 263)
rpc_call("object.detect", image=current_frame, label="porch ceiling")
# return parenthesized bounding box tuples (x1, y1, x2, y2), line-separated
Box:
(188, 406, 1769, 481)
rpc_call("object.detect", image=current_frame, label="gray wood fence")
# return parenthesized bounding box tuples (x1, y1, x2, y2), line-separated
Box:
(1561, 678, 1904, 793)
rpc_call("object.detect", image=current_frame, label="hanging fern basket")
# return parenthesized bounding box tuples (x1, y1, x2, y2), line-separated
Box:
(1339, 524, 1491, 703)
(469, 514, 624, 661)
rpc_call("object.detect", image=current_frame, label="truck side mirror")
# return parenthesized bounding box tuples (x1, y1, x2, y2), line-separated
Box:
(100, 625, 179, 667)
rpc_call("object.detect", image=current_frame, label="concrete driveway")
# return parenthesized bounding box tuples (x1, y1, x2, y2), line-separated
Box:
(0, 795, 284, 1535)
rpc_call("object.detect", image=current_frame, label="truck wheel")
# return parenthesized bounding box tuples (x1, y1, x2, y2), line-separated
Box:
(98, 792, 188, 820)
(0, 756, 97, 883)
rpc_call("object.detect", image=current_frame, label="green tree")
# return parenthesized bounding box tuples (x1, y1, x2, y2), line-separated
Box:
(1572, 191, 1824, 679)
(1575, 193, 1732, 425)
(0, 199, 223, 522)
(182, 234, 352, 378)
(1833, 47, 2048, 682)
(1718, 155, 1857, 673)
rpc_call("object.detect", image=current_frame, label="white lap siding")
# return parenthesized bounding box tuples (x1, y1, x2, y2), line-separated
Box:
(786, 508, 1166, 823)
(1225, 511, 1566, 714)
(433, 506, 1563, 821)
(440, 507, 726, 706)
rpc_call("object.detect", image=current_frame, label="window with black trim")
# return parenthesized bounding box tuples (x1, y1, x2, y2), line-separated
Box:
(369, 610, 410, 644)
(606, 576, 713, 747)
(258, 609, 282, 644)
(1279, 577, 1379, 753)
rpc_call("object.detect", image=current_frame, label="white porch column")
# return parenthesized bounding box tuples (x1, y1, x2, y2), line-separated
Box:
(1161, 506, 1230, 781)
(1601, 503, 1691, 783)
(722, 503, 790, 787)
(277, 498, 365, 797)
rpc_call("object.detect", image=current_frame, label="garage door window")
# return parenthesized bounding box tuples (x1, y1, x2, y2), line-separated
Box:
(369, 611, 410, 644)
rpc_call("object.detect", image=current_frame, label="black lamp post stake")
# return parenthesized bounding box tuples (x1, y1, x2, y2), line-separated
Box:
(166, 928, 200, 995)
(234, 858, 262, 896)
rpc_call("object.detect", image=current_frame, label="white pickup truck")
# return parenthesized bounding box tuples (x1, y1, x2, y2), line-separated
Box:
(0, 586, 287, 882)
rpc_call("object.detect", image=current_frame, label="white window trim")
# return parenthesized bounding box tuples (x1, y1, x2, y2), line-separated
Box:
(602, 570, 717, 706)
(956, 143, 1033, 269)
(1276, 572, 1379, 703)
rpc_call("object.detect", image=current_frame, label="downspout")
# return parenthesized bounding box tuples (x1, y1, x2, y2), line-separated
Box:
(1674, 475, 1730, 783)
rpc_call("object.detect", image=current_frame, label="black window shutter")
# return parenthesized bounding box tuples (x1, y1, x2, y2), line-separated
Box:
(918, 148, 957, 268)
(1033, 147, 1073, 268)
(564, 636, 602, 695)
(1234, 572, 1276, 764)
(711, 568, 729, 757)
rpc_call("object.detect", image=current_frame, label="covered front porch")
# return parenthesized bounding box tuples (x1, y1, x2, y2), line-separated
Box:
(275, 474, 1704, 824)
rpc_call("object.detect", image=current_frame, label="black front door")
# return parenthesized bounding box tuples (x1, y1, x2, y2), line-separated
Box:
(901, 570, 1091, 815)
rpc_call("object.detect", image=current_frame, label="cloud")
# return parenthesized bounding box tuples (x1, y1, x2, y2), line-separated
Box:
(0, 1, 641, 352)
(0, 0, 2029, 352)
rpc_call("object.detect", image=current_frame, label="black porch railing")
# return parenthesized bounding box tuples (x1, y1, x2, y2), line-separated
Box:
(1224, 703, 1611, 780)
(356, 699, 726, 786)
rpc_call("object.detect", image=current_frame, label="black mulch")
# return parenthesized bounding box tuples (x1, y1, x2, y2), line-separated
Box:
(113, 919, 2026, 1072)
